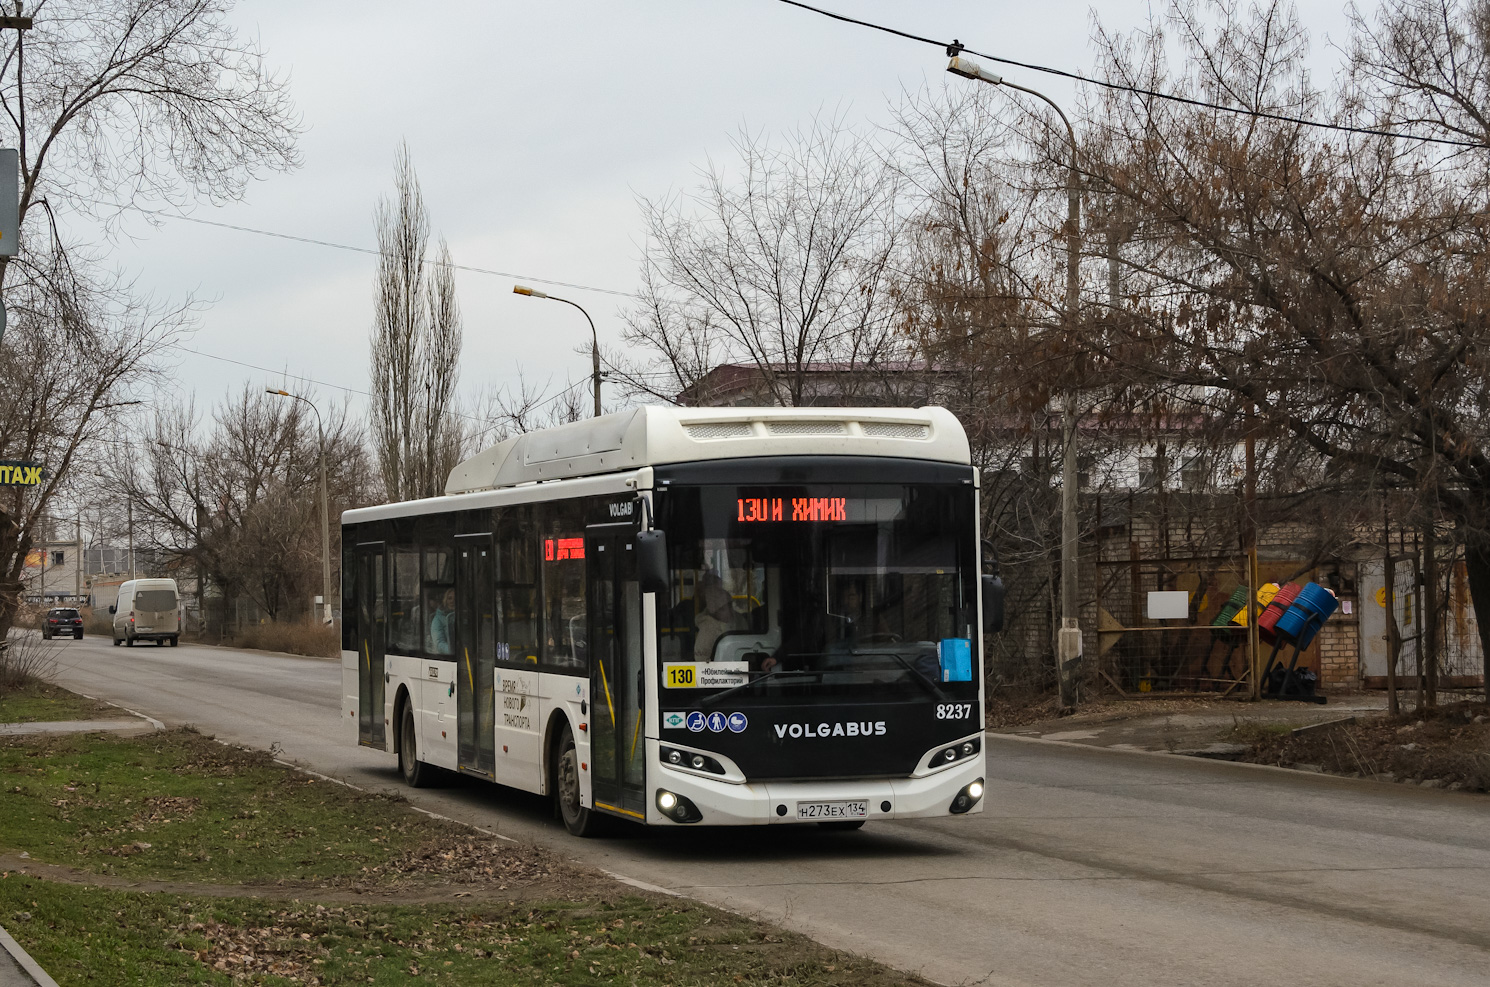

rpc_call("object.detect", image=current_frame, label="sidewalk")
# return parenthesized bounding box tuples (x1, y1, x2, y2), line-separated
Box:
(0, 717, 157, 737)
(0, 925, 58, 987)
(993, 694, 1390, 755)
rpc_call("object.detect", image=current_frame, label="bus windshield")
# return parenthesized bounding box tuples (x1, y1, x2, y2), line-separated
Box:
(656, 481, 978, 703)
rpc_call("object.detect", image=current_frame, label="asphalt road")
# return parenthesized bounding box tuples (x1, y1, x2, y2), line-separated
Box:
(43, 635, 1490, 987)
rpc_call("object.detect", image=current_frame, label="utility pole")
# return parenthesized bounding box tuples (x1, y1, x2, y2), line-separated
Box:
(127, 499, 135, 579)
(74, 514, 81, 606)
(513, 286, 603, 417)
(948, 51, 1083, 708)
(267, 389, 332, 624)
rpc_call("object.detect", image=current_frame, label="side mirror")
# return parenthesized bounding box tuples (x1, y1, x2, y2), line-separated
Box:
(636, 529, 669, 595)
(981, 574, 1005, 634)
(108, 605, 116, 615)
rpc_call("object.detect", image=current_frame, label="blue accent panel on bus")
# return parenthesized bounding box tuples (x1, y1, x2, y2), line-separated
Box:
(938, 639, 973, 682)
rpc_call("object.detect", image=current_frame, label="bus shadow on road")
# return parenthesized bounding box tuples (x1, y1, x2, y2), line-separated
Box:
(376, 769, 963, 865)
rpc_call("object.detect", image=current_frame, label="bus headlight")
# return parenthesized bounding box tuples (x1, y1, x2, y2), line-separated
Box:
(659, 745, 724, 775)
(949, 778, 985, 814)
(929, 736, 981, 770)
(655, 789, 702, 823)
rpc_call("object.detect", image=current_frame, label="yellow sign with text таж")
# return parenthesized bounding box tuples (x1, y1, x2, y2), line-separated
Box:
(0, 461, 45, 486)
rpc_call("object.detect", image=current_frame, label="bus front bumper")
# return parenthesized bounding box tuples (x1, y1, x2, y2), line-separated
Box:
(647, 750, 986, 826)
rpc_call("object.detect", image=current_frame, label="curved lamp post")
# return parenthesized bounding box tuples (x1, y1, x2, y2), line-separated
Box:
(513, 285, 603, 417)
(268, 388, 332, 625)
(948, 54, 1083, 709)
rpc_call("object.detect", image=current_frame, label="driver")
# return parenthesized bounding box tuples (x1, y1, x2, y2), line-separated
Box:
(692, 573, 739, 661)
(839, 581, 891, 640)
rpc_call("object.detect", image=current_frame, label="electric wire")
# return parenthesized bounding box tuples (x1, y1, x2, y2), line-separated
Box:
(71, 197, 633, 298)
(773, 0, 1486, 150)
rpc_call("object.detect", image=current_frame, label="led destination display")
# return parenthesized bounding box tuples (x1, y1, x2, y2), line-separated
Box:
(734, 493, 905, 524)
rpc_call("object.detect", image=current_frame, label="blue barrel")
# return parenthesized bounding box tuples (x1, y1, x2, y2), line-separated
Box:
(1274, 583, 1338, 648)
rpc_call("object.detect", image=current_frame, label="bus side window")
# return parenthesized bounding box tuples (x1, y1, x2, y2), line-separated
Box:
(389, 550, 421, 654)
(496, 516, 539, 666)
(422, 547, 455, 655)
(541, 530, 586, 671)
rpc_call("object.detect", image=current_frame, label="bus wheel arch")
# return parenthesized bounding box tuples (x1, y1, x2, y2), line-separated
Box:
(542, 709, 575, 799)
(392, 686, 412, 758)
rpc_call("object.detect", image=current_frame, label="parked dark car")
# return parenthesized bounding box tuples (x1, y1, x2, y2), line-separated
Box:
(42, 607, 83, 640)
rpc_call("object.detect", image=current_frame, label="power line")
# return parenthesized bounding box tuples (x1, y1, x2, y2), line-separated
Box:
(773, 0, 1486, 150)
(70, 198, 635, 298)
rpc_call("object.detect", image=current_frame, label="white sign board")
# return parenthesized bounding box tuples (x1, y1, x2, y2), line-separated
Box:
(1147, 591, 1190, 620)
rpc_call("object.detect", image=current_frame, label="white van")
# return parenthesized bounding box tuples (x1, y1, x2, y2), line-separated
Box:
(110, 578, 181, 647)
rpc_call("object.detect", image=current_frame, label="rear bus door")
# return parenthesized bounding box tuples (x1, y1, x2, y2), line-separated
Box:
(455, 534, 497, 778)
(356, 543, 387, 748)
(586, 523, 646, 820)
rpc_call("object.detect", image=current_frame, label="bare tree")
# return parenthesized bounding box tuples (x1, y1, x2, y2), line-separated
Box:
(1078, 0, 1490, 699)
(0, 0, 299, 635)
(619, 116, 906, 406)
(113, 386, 373, 630)
(370, 143, 464, 501)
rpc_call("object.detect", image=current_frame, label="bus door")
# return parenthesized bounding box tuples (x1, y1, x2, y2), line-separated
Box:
(356, 542, 387, 748)
(455, 534, 496, 778)
(586, 523, 646, 819)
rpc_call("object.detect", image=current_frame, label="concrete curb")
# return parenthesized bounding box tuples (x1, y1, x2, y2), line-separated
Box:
(0, 924, 59, 987)
(987, 730, 1481, 795)
(78, 694, 165, 731)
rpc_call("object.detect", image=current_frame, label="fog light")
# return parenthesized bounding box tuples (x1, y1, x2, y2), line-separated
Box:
(949, 777, 986, 815)
(668, 750, 683, 765)
(961, 742, 976, 756)
(656, 789, 702, 823)
(943, 748, 957, 762)
(691, 754, 705, 769)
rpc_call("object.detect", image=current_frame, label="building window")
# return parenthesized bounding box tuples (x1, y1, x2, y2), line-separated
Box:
(51, 550, 64, 566)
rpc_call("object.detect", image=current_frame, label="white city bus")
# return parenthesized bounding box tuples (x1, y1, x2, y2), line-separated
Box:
(341, 406, 1001, 835)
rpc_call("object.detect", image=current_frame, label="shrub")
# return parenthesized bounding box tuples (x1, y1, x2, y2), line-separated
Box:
(230, 619, 339, 659)
(0, 631, 59, 695)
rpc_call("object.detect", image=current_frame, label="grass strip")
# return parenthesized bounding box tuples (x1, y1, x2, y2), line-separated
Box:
(0, 680, 117, 724)
(1, 725, 928, 986)
(0, 879, 913, 986)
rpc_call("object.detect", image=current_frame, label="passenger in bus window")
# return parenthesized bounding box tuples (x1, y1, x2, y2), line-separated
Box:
(430, 589, 456, 655)
(692, 573, 740, 661)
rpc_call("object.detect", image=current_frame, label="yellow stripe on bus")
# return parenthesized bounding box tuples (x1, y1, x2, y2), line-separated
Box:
(594, 801, 645, 820)
(598, 660, 617, 728)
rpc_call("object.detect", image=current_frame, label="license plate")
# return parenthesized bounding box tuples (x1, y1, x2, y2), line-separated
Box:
(795, 800, 867, 820)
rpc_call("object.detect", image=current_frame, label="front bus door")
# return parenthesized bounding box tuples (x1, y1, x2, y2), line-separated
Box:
(455, 534, 496, 777)
(586, 523, 646, 820)
(356, 542, 387, 748)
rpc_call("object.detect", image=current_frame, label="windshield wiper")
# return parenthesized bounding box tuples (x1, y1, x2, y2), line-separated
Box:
(877, 651, 951, 701)
(698, 669, 821, 708)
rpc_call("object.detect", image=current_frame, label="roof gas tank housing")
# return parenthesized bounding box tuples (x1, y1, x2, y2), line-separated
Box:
(443, 406, 970, 495)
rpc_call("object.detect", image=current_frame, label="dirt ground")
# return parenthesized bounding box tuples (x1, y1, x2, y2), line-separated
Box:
(1231, 700, 1490, 790)
(992, 687, 1490, 791)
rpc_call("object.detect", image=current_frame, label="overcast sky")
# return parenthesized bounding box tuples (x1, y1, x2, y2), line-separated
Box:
(81, 0, 1355, 429)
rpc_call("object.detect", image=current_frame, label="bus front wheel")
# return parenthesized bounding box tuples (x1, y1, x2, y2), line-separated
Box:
(555, 726, 599, 837)
(398, 701, 431, 788)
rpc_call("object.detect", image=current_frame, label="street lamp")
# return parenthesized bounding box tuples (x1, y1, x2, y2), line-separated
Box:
(948, 53, 1083, 709)
(267, 389, 332, 626)
(513, 285, 603, 417)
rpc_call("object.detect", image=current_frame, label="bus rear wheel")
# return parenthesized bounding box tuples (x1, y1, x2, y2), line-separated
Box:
(398, 701, 431, 788)
(555, 726, 599, 837)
